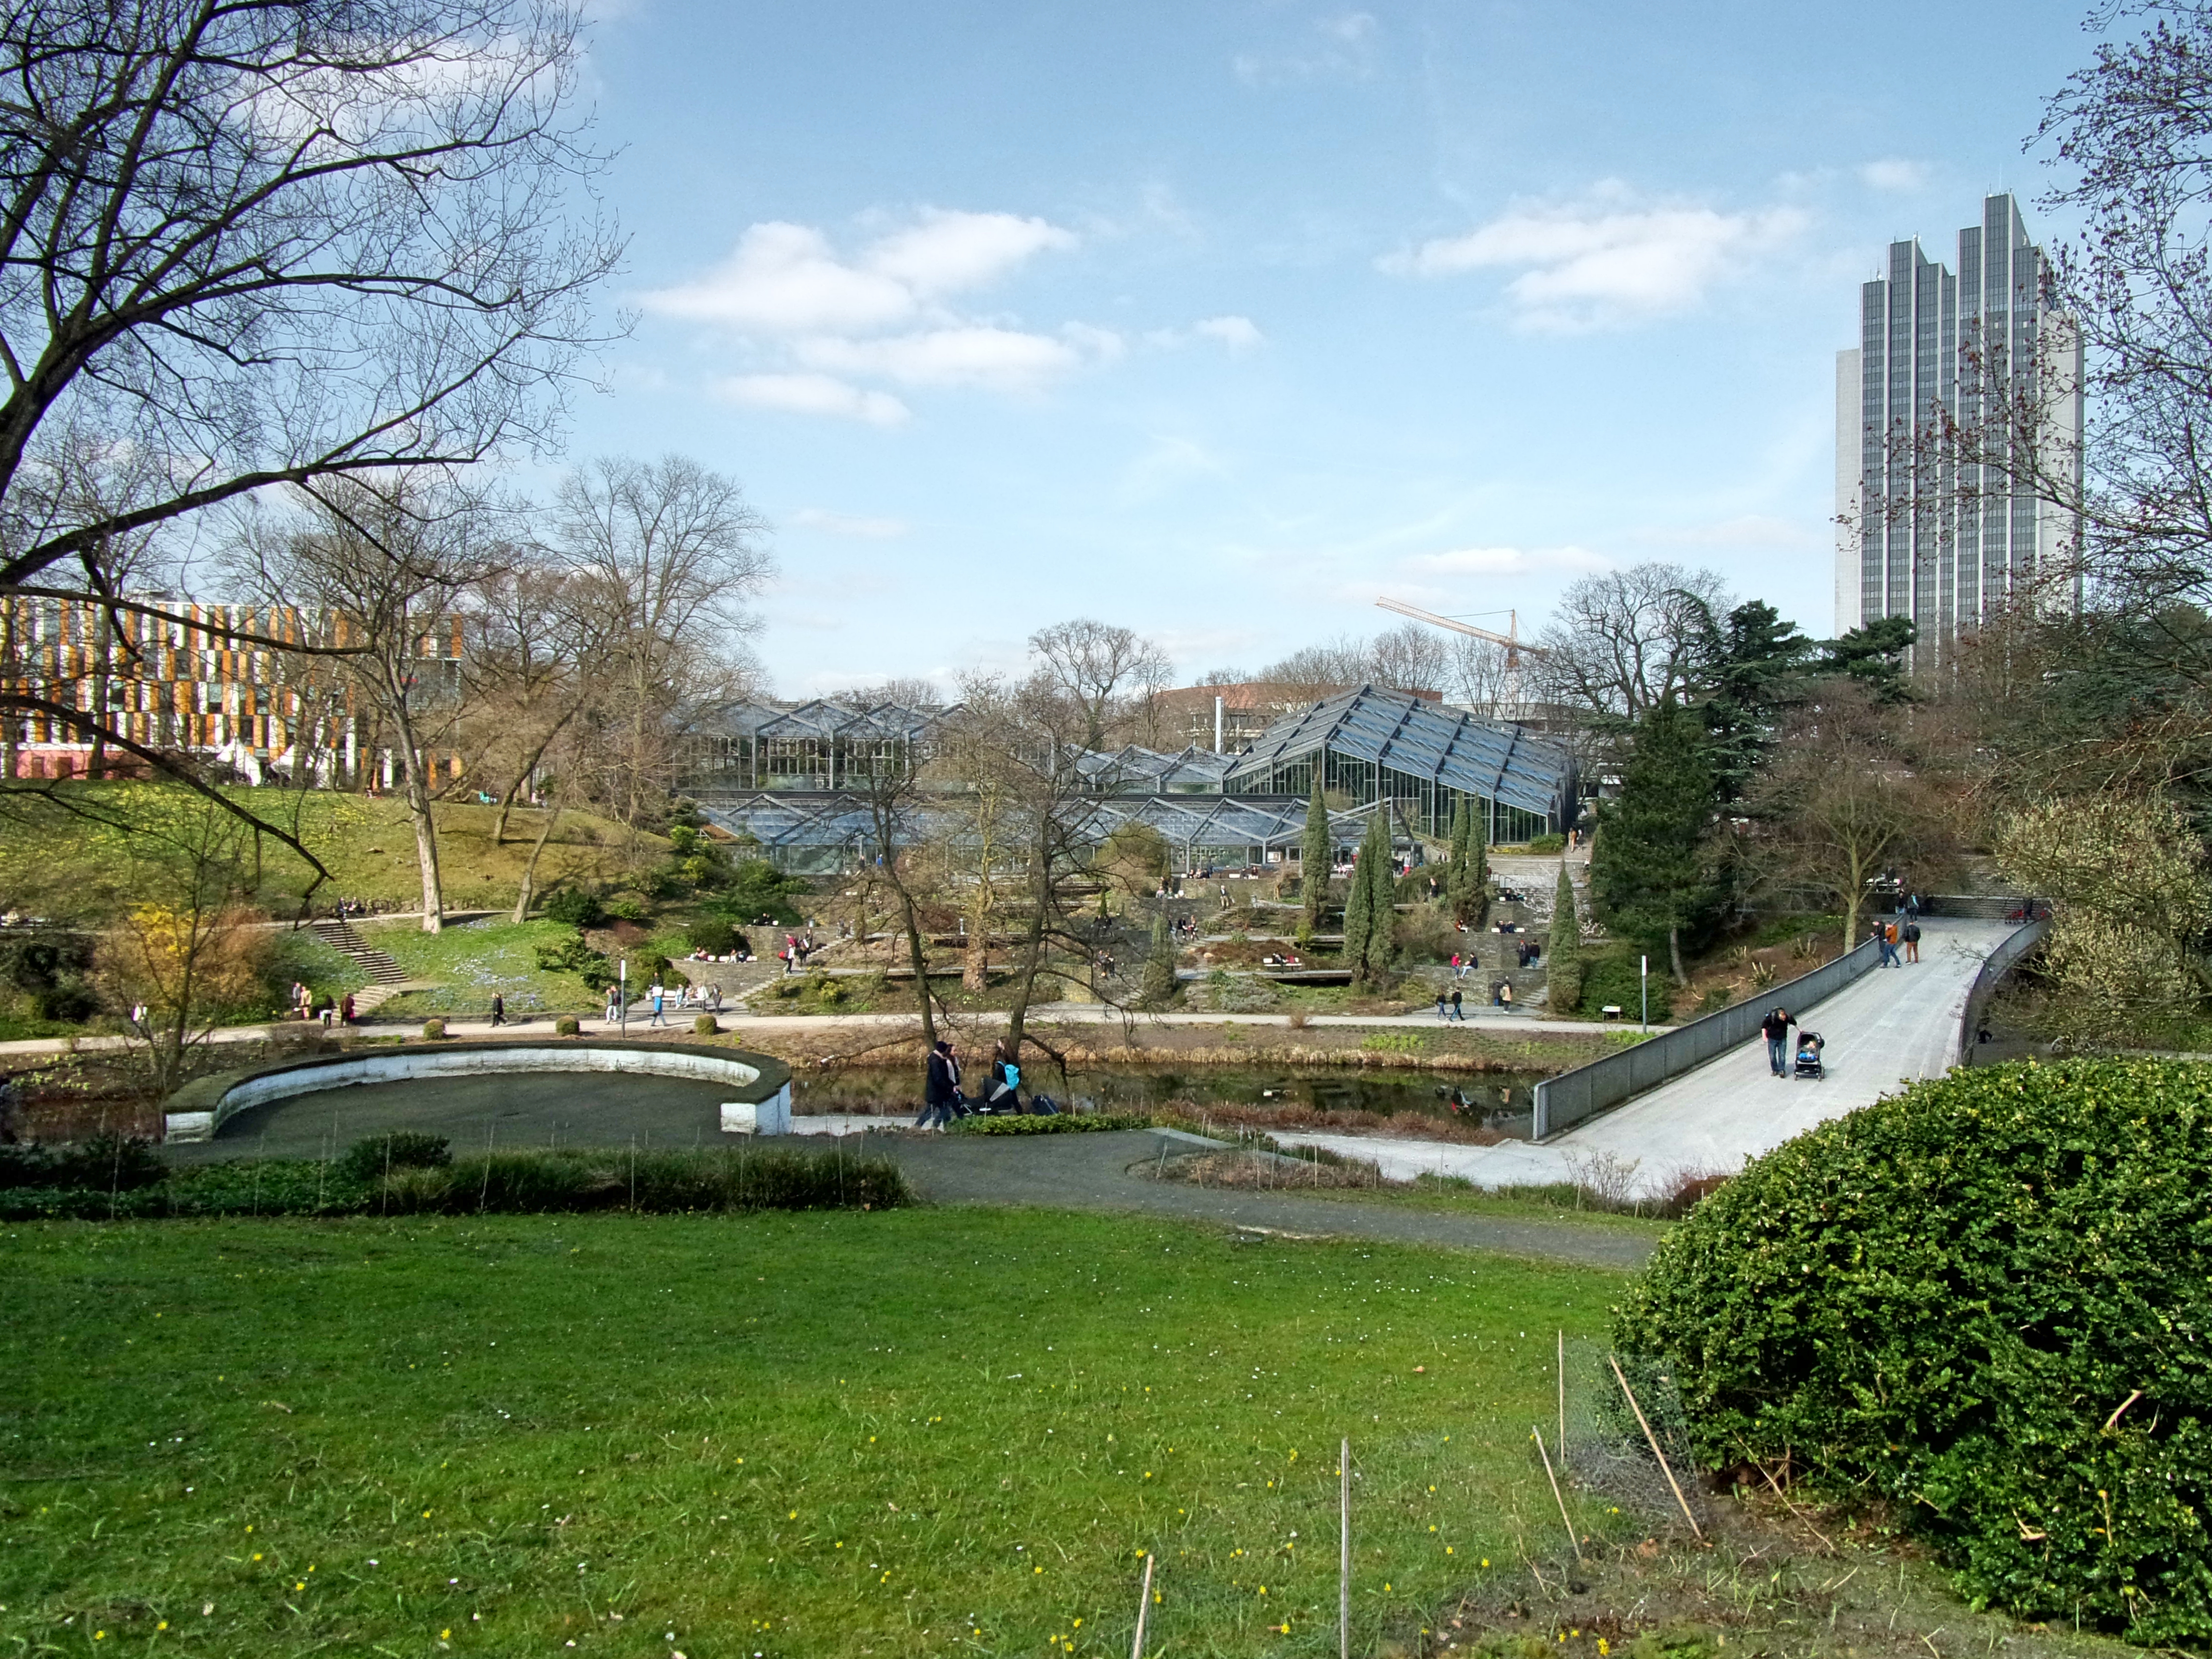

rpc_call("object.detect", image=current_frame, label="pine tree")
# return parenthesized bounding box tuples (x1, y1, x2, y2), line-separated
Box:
(1300, 785, 1330, 942)
(1140, 908, 1178, 1007)
(1363, 812, 1399, 982)
(1547, 858, 1583, 1014)
(1589, 699, 1717, 986)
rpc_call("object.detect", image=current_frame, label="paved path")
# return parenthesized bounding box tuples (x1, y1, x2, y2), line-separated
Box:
(1274, 916, 2015, 1198)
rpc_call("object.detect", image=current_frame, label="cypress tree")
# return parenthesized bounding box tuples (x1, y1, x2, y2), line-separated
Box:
(1341, 829, 1373, 985)
(1141, 907, 1178, 1006)
(1448, 795, 1489, 926)
(1363, 812, 1399, 982)
(1547, 859, 1583, 1014)
(1300, 784, 1330, 941)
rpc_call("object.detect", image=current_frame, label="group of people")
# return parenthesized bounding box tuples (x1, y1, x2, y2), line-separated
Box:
(1873, 914, 1922, 967)
(286, 980, 357, 1025)
(1432, 988, 1467, 1021)
(915, 1038, 1057, 1128)
(602, 978, 724, 1026)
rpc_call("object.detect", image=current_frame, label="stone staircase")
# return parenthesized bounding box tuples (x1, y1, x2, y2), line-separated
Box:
(309, 919, 411, 1015)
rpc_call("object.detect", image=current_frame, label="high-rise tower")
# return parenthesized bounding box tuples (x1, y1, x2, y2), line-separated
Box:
(1834, 194, 2083, 643)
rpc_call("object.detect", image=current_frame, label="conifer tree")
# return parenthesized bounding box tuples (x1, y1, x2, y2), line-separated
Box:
(1364, 811, 1400, 982)
(1447, 795, 1490, 926)
(1300, 784, 1330, 941)
(1141, 907, 1179, 1007)
(1547, 859, 1583, 1014)
(1589, 699, 1717, 986)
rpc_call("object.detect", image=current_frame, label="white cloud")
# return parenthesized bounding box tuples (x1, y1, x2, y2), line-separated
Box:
(1639, 514, 1819, 551)
(715, 373, 910, 426)
(789, 508, 911, 538)
(799, 326, 1085, 392)
(1399, 545, 1615, 578)
(1194, 315, 1265, 350)
(1383, 183, 1808, 332)
(1859, 158, 1930, 193)
(864, 208, 1076, 296)
(1234, 12, 1379, 86)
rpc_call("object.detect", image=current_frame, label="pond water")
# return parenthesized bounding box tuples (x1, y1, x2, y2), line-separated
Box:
(793, 1063, 1546, 1140)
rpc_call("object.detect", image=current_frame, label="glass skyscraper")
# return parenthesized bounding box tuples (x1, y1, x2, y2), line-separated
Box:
(1833, 193, 2083, 645)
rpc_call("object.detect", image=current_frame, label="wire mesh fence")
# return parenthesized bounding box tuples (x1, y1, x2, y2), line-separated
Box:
(1554, 1331, 1713, 1542)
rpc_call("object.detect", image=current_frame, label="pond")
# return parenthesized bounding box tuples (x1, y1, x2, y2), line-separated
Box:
(794, 1063, 1547, 1140)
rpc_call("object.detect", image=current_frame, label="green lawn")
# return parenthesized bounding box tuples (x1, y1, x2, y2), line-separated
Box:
(1, 1208, 1621, 1657)
(365, 918, 603, 1019)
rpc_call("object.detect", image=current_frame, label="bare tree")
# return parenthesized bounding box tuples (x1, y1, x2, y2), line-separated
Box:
(1533, 564, 1731, 721)
(553, 455, 774, 835)
(1027, 618, 1169, 750)
(1365, 622, 1450, 697)
(233, 476, 505, 930)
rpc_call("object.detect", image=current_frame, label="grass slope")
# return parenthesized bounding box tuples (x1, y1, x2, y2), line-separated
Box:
(3, 1208, 1617, 1657)
(365, 917, 605, 1019)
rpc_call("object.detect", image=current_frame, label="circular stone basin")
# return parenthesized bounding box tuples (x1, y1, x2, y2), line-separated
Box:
(161, 1042, 793, 1157)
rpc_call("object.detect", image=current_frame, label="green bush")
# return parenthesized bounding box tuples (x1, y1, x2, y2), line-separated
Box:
(1574, 950, 1672, 1022)
(0, 1133, 165, 1190)
(540, 888, 607, 928)
(533, 928, 616, 992)
(687, 916, 737, 956)
(950, 1112, 1152, 1135)
(335, 1131, 451, 1185)
(1615, 1059, 2212, 1644)
(0, 1143, 910, 1220)
(554, 1015, 580, 1036)
(421, 1017, 447, 1040)
(602, 894, 652, 923)
(1527, 832, 1566, 854)
(692, 1013, 718, 1035)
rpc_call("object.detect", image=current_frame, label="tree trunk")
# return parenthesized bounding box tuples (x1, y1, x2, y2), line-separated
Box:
(1004, 819, 1054, 1057)
(388, 688, 444, 933)
(963, 927, 988, 993)
(512, 806, 561, 923)
(899, 885, 936, 1048)
(87, 619, 111, 781)
(1668, 923, 1687, 988)
(493, 778, 519, 845)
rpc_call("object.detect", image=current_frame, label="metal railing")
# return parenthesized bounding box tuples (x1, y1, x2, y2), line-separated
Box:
(1532, 936, 1881, 1140)
(1958, 917, 2048, 1065)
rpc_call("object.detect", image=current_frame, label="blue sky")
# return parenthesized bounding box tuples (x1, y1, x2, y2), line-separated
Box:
(564, 0, 2099, 697)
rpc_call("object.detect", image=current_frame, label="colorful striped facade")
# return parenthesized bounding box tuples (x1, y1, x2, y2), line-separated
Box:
(0, 594, 463, 782)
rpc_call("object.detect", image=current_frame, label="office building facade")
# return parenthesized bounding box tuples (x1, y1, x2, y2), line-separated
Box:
(1834, 193, 2083, 645)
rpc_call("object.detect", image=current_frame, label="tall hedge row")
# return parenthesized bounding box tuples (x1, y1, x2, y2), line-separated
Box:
(1615, 1059, 2212, 1643)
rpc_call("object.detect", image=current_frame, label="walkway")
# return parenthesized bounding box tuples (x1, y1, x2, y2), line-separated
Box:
(1273, 915, 2015, 1198)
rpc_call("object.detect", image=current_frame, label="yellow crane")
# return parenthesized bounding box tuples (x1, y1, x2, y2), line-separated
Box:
(1374, 596, 1546, 717)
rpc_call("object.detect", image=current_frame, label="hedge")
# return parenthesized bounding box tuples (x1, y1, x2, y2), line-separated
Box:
(948, 1112, 1154, 1135)
(1615, 1058, 2212, 1643)
(0, 1138, 912, 1219)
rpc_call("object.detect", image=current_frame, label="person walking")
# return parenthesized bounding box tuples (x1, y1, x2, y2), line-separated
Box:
(1874, 920, 1898, 968)
(605, 986, 621, 1025)
(916, 1040, 956, 1130)
(1449, 987, 1464, 1021)
(1904, 917, 1921, 964)
(489, 992, 506, 1027)
(1435, 988, 1450, 1022)
(340, 992, 356, 1026)
(1761, 1005, 1795, 1077)
(986, 1040, 1022, 1113)
(1500, 982, 1514, 1011)
(648, 981, 667, 1027)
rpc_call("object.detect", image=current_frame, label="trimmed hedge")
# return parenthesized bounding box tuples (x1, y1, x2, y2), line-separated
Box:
(0, 1140, 912, 1220)
(949, 1112, 1153, 1135)
(1615, 1058, 2212, 1644)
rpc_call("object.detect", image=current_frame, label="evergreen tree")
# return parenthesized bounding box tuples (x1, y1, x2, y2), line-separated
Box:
(1589, 699, 1718, 987)
(1300, 784, 1330, 941)
(1445, 796, 1474, 923)
(1364, 811, 1400, 981)
(1140, 907, 1178, 1007)
(1823, 616, 1916, 705)
(1341, 821, 1375, 985)
(1692, 599, 1816, 804)
(1547, 859, 1583, 1014)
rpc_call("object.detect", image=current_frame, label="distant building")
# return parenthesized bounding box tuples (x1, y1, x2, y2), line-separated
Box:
(0, 592, 462, 785)
(1148, 681, 1441, 752)
(1835, 192, 2084, 646)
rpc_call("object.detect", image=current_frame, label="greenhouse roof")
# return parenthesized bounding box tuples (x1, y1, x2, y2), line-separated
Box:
(1223, 684, 1574, 818)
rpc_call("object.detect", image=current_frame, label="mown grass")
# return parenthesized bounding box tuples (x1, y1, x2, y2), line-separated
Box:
(365, 917, 604, 1019)
(2, 1208, 1624, 1657)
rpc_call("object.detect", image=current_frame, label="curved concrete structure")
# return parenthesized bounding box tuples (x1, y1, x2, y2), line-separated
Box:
(163, 1041, 794, 1142)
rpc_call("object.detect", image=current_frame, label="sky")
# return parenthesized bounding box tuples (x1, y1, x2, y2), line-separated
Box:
(560, 0, 2103, 699)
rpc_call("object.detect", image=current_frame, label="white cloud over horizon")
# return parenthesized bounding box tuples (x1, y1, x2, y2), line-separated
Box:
(1859, 157, 1932, 193)
(715, 372, 910, 425)
(1233, 11, 1379, 86)
(1383, 183, 1809, 332)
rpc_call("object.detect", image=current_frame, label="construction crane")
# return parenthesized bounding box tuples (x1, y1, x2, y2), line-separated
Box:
(1374, 596, 1546, 718)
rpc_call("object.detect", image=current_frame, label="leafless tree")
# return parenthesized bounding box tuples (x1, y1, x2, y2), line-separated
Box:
(1532, 563, 1731, 721)
(1365, 622, 1451, 697)
(1027, 618, 1169, 750)
(551, 455, 774, 835)
(1447, 633, 1516, 713)
(231, 475, 507, 930)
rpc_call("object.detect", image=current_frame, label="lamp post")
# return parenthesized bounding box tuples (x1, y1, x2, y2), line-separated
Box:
(1639, 954, 1648, 1033)
(618, 956, 628, 1038)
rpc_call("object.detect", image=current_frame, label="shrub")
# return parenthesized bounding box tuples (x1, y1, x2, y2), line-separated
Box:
(687, 916, 737, 956)
(533, 928, 617, 991)
(0, 1133, 165, 1190)
(335, 1131, 451, 1184)
(950, 1112, 1152, 1135)
(1527, 831, 1566, 854)
(1616, 1059, 2212, 1644)
(421, 1017, 447, 1040)
(1575, 950, 1671, 1023)
(554, 1015, 580, 1036)
(539, 888, 607, 928)
(692, 1013, 718, 1035)
(602, 894, 651, 923)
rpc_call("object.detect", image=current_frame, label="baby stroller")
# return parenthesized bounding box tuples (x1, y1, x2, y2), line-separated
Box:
(1793, 1031, 1825, 1079)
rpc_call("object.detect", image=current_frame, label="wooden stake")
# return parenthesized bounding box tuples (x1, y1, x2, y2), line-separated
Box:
(1533, 1426, 1582, 1559)
(1130, 1552, 1154, 1659)
(1557, 1328, 1566, 1454)
(1609, 1353, 1702, 1540)
(1340, 1436, 1352, 1659)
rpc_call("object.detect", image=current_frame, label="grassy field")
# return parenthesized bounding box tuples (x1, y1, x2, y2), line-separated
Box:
(4, 1207, 1625, 1658)
(365, 917, 608, 1019)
